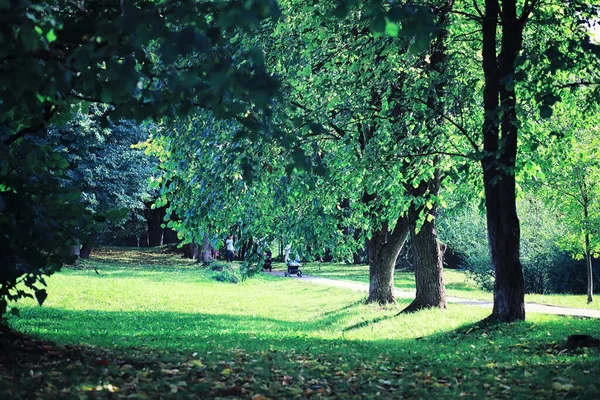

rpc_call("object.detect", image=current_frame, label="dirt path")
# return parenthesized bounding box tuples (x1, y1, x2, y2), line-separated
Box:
(264, 270, 600, 318)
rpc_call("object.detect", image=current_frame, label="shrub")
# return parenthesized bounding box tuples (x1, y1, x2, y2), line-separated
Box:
(437, 203, 493, 289)
(438, 195, 594, 294)
(206, 261, 240, 284)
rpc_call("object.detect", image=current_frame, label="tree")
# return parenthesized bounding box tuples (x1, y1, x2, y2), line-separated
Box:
(0, 0, 281, 323)
(45, 109, 156, 257)
(535, 97, 600, 303)
(465, 0, 600, 321)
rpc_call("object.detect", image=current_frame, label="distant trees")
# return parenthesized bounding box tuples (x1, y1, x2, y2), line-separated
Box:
(0, 0, 281, 322)
(44, 109, 156, 257)
(535, 97, 600, 303)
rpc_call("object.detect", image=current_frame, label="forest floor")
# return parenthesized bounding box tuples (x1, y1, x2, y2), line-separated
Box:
(1, 247, 600, 399)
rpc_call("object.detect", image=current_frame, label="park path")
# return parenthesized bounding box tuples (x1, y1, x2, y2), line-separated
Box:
(264, 270, 600, 319)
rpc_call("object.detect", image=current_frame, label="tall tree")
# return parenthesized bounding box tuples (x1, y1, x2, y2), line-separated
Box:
(480, 0, 527, 322)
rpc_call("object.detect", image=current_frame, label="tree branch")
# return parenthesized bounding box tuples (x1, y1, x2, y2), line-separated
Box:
(472, 0, 484, 18)
(450, 10, 483, 23)
(556, 81, 600, 89)
(410, 96, 480, 153)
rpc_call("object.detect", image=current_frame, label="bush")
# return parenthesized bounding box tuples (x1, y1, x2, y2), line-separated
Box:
(437, 203, 493, 289)
(206, 261, 240, 284)
(438, 195, 595, 294)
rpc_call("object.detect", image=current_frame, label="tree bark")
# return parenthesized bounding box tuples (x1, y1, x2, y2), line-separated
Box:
(202, 235, 212, 263)
(162, 227, 179, 244)
(481, 0, 526, 322)
(585, 242, 593, 304)
(146, 204, 166, 247)
(402, 175, 447, 312)
(584, 199, 593, 303)
(401, 1, 450, 313)
(366, 216, 410, 305)
(66, 241, 81, 264)
(183, 242, 199, 260)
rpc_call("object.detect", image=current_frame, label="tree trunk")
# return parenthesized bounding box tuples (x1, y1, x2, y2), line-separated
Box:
(202, 235, 212, 263)
(352, 229, 363, 264)
(183, 242, 199, 260)
(138, 232, 149, 247)
(279, 237, 284, 259)
(403, 175, 446, 312)
(481, 0, 526, 322)
(80, 232, 97, 259)
(401, 1, 450, 313)
(366, 217, 410, 305)
(146, 204, 166, 247)
(586, 248, 593, 304)
(66, 241, 80, 264)
(162, 227, 179, 244)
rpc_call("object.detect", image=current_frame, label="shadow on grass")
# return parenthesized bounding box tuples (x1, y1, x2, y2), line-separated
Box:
(342, 313, 398, 332)
(4, 313, 600, 400)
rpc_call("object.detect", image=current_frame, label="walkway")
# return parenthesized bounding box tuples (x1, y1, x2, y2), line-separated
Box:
(264, 270, 600, 318)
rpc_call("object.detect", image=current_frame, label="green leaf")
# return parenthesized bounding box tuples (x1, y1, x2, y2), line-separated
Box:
(385, 20, 399, 37)
(46, 29, 57, 43)
(302, 64, 312, 76)
(21, 27, 41, 51)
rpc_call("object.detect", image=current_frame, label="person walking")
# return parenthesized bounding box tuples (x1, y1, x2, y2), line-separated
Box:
(226, 235, 235, 262)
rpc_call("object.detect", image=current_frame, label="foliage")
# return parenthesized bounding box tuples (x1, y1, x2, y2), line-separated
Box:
(206, 261, 241, 284)
(0, 0, 281, 318)
(150, 0, 462, 271)
(437, 194, 595, 295)
(0, 0, 281, 134)
(3, 248, 600, 398)
(535, 98, 600, 261)
(0, 138, 94, 321)
(438, 204, 492, 289)
(46, 108, 156, 242)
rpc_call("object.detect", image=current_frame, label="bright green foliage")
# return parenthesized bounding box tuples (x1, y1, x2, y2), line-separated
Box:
(537, 102, 600, 261)
(149, 113, 348, 268)
(437, 195, 591, 295)
(151, 0, 460, 270)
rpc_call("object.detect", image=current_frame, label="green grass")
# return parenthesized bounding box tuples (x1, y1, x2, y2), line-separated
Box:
(3, 248, 600, 399)
(299, 262, 600, 310)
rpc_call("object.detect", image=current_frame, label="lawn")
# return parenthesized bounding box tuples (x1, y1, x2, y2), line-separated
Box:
(299, 262, 600, 310)
(2, 247, 600, 399)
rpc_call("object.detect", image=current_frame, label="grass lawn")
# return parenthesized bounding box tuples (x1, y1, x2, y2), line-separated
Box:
(299, 262, 600, 310)
(2, 247, 600, 399)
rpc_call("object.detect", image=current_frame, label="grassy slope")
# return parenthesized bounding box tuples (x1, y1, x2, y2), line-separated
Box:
(3, 248, 600, 399)
(298, 262, 600, 310)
